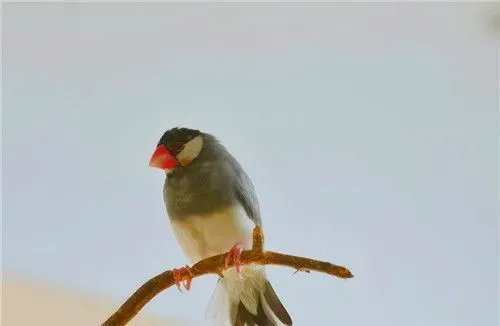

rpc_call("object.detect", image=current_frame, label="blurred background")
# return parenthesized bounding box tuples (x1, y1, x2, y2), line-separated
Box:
(2, 3, 498, 326)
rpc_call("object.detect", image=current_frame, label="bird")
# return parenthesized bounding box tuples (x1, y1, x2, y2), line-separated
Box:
(148, 127, 293, 326)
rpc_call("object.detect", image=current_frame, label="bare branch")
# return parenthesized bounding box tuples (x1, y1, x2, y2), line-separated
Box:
(102, 227, 353, 326)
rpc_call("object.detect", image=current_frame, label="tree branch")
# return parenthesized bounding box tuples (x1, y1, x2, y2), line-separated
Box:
(102, 227, 353, 326)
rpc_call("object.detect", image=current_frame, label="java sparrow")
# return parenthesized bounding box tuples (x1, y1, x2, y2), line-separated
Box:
(149, 127, 292, 326)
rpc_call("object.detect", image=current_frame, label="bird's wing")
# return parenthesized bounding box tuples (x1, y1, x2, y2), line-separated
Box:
(235, 169, 262, 227)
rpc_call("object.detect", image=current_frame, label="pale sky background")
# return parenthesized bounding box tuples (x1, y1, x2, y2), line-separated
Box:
(2, 3, 498, 326)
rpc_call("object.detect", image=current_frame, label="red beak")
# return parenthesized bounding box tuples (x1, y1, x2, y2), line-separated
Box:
(149, 145, 178, 170)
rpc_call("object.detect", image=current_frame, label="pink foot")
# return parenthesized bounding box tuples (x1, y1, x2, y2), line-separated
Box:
(225, 242, 244, 276)
(173, 265, 192, 292)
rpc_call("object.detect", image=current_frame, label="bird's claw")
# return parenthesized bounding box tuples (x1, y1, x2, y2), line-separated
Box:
(225, 242, 244, 278)
(173, 265, 193, 292)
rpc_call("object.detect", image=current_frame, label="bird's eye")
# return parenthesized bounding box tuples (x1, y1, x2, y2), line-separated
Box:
(170, 143, 183, 152)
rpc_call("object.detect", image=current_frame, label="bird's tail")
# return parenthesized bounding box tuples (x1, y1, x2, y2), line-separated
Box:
(205, 266, 292, 326)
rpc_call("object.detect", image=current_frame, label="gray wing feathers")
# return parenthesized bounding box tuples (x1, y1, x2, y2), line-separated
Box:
(235, 170, 262, 227)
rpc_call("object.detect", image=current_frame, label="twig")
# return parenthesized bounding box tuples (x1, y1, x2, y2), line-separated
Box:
(102, 227, 353, 326)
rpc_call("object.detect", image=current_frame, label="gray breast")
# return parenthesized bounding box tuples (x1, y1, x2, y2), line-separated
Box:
(163, 137, 243, 219)
(164, 162, 237, 219)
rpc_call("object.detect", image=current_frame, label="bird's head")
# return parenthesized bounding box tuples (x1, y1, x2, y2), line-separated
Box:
(149, 127, 205, 172)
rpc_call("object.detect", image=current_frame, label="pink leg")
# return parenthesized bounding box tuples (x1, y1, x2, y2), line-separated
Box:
(173, 265, 193, 292)
(225, 242, 244, 276)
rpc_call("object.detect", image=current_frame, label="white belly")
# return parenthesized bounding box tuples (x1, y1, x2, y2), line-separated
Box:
(169, 204, 256, 263)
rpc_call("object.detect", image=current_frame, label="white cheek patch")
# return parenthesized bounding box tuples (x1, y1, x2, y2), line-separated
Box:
(177, 135, 204, 166)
